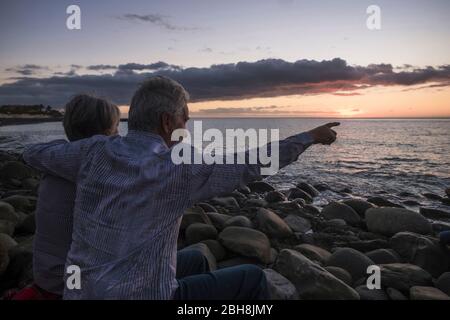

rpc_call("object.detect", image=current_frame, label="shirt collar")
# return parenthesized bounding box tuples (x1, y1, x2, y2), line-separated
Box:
(126, 130, 168, 149)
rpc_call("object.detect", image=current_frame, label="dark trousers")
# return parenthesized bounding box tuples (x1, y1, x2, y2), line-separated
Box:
(174, 249, 269, 300)
(440, 231, 450, 245)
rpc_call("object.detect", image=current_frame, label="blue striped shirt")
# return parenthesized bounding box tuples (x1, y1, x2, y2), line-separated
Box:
(23, 129, 313, 299)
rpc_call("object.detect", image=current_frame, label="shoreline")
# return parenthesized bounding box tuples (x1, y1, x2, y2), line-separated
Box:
(0, 117, 64, 127)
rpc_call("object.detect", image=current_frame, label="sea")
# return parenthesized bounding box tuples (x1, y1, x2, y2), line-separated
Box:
(0, 118, 449, 211)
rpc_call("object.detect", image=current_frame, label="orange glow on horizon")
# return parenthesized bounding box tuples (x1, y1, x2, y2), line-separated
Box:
(118, 85, 450, 118)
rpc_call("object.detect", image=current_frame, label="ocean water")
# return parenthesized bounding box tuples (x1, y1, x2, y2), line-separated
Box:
(0, 118, 449, 211)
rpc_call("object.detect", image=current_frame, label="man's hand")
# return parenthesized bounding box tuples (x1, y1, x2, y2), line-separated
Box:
(308, 122, 340, 145)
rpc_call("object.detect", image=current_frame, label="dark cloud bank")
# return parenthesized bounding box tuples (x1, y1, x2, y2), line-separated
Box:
(1, 58, 449, 107)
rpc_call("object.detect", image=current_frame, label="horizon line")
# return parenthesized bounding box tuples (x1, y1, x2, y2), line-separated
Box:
(119, 116, 450, 121)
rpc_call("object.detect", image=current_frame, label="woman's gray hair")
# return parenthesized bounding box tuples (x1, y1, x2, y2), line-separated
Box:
(63, 94, 120, 141)
(128, 76, 189, 131)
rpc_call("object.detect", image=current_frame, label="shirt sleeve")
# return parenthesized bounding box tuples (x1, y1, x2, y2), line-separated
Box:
(187, 131, 315, 204)
(22, 137, 100, 182)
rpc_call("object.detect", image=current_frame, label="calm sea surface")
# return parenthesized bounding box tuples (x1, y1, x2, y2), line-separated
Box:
(0, 118, 449, 211)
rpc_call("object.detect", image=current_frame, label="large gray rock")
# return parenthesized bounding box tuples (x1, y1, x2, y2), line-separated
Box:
(436, 272, 450, 296)
(247, 181, 275, 193)
(0, 233, 18, 250)
(366, 249, 401, 265)
(265, 191, 287, 203)
(219, 226, 272, 264)
(180, 206, 211, 230)
(263, 269, 299, 300)
(355, 285, 389, 300)
(185, 223, 218, 245)
(1, 195, 32, 213)
(197, 202, 218, 213)
(410, 286, 450, 300)
(324, 266, 352, 286)
(200, 239, 226, 261)
(206, 212, 232, 230)
(367, 196, 403, 208)
(287, 188, 313, 203)
(386, 287, 408, 300)
(342, 199, 375, 217)
(420, 207, 450, 220)
(274, 249, 360, 300)
(0, 161, 33, 180)
(326, 248, 375, 281)
(379, 263, 433, 291)
(0, 219, 15, 236)
(16, 213, 36, 235)
(297, 182, 319, 198)
(255, 208, 292, 238)
(321, 202, 361, 226)
(294, 244, 331, 264)
(366, 208, 432, 236)
(223, 216, 253, 229)
(283, 215, 311, 233)
(390, 232, 449, 278)
(182, 243, 217, 271)
(0, 201, 21, 224)
(211, 197, 240, 211)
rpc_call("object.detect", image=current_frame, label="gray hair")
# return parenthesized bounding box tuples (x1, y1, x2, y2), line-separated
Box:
(128, 76, 189, 131)
(63, 94, 120, 141)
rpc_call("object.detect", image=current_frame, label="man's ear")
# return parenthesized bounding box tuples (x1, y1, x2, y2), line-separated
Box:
(161, 112, 172, 135)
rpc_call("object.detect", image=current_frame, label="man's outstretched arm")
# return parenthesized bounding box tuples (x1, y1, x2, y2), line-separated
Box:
(187, 122, 340, 204)
(22, 137, 101, 182)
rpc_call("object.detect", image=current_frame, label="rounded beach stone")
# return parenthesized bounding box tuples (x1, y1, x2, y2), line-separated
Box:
(294, 244, 331, 264)
(296, 182, 319, 197)
(274, 249, 360, 300)
(324, 266, 352, 286)
(342, 199, 375, 217)
(223, 216, 253, 229)
(326, 247, 375, 281)
(255, 208, 292, 238)
(185, 223, 218, 244)
(436, 272, 450, 296)
(263, 268, 299, 300)
(365, 207, 432, 236)
(365, 248, 401, 265)
(321, 202, 361, 226)
(218, 226, 271, 264)
(410, 286, 450, 300)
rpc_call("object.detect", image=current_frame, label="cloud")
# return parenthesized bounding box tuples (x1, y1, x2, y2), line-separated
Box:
(5, 64, 49, 76)
(87, 64, 117, 71)
(1, 58, 449, 106)
(117, 14, 201, 31)
(193, 105, 339, 116)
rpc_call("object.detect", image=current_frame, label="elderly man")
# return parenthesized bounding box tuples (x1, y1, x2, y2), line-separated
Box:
(23, 76, 339, 300)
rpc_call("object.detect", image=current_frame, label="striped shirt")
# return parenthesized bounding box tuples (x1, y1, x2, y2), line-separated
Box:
(23, 129, 314, 299)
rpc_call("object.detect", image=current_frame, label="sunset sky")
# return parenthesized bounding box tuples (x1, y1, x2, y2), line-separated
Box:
(0, 0, 449, 118)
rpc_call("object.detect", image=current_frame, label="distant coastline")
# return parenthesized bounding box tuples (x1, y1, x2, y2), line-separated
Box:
(1, 115, 450, 127)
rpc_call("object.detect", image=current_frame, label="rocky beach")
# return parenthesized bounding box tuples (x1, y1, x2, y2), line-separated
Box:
(0, 150, 449, 300)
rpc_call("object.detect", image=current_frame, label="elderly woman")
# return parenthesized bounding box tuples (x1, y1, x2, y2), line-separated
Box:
(12, 95, 120, 299)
